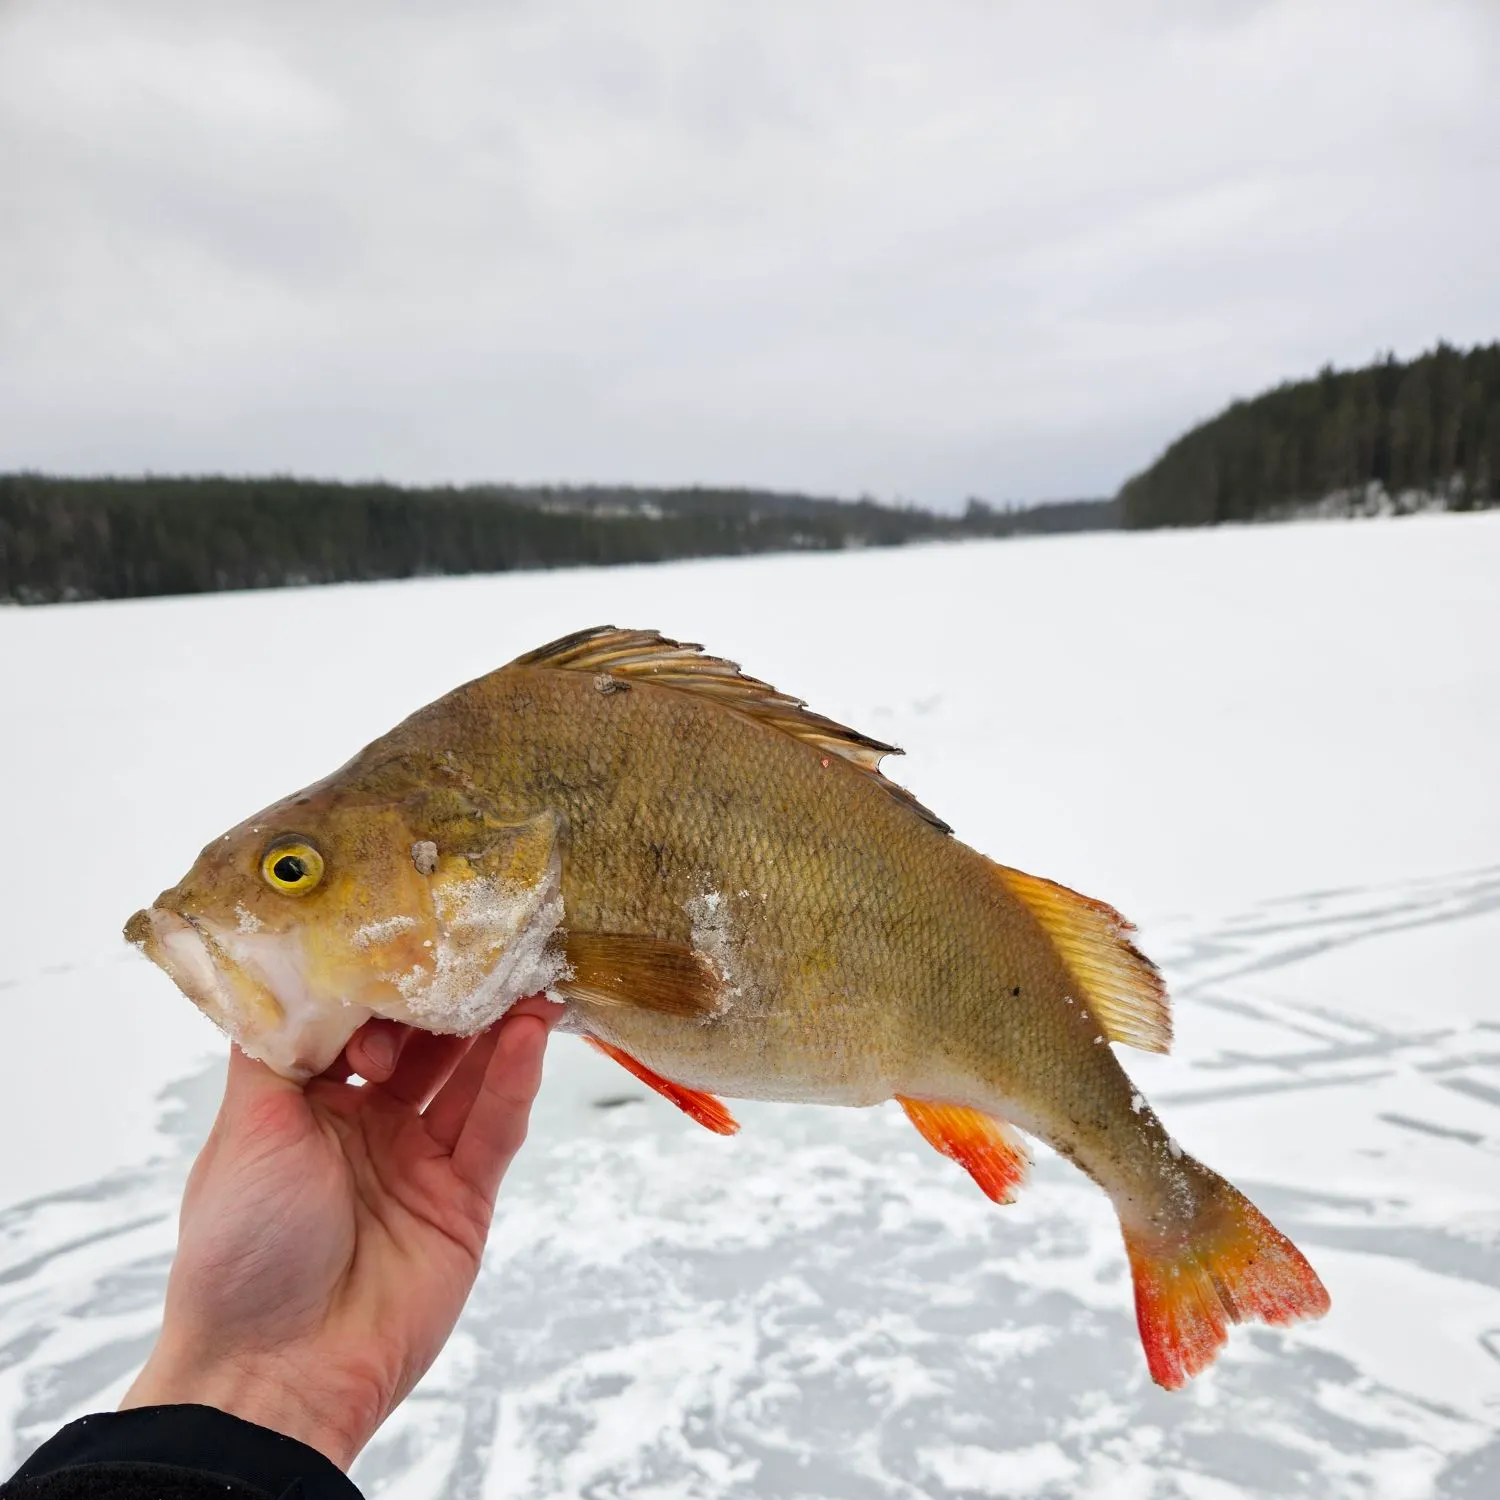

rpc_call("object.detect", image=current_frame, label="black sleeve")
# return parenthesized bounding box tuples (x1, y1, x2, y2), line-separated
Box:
(2, 1406, 365, 1500)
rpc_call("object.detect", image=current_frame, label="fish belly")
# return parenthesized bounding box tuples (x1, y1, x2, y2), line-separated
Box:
(569, 988, 906, 1107)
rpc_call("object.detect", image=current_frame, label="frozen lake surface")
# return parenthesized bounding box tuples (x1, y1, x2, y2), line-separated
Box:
(2, 516, 1498, 1498)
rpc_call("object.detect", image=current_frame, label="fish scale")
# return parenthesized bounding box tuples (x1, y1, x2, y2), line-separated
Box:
(126, 626, 1329, 1389)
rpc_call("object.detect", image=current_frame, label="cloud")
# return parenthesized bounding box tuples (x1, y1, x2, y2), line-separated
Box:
(2, 0, 1497, 505)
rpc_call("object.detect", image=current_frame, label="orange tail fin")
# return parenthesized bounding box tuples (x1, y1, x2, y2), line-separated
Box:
(1123, 1165, 1330, 1389)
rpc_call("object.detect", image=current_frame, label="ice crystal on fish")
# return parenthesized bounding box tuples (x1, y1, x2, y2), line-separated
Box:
(397, 857, 567, 1033)
(685, 889, 742, 1012)
(354, 914, 419, 949)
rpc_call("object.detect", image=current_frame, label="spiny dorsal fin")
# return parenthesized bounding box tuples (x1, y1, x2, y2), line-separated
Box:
(511, 626, 952, 833)
(992, 864, 1171, 1053)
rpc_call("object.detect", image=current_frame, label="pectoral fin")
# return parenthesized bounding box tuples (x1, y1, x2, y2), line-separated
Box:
(557, 932, 721, 1019)
(586, 1036, 739, 1135)
(897, 1096, 1030, 1204)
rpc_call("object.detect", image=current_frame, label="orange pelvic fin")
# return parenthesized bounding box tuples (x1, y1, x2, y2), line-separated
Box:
(586, 1036, 740, 1135)
(897, 1096, 1030, 1204)
(1123, 1168, 1331, 1389)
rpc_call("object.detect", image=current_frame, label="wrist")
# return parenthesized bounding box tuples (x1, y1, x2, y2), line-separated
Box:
(122, 1341, 382, 1471)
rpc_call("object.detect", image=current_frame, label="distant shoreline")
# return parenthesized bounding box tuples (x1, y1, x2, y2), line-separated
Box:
(0, 475, 1117, 606)
(9, 337, 1498, 605)
(1120, 342, 1500, 529)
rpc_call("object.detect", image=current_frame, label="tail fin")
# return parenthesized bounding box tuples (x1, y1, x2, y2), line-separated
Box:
(1122, 1163, 1330, 1389)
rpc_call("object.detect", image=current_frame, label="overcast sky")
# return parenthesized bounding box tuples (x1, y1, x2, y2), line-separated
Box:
(2, 0, 1497, 507)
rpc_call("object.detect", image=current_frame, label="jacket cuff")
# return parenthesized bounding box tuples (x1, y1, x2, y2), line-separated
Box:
(7, 1406, 363, 1500)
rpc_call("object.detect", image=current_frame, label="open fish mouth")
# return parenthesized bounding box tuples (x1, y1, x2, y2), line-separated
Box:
(125, 906, 367, 1079)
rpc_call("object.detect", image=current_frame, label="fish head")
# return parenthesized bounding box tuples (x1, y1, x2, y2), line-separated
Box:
(125, 779, 565, 1079)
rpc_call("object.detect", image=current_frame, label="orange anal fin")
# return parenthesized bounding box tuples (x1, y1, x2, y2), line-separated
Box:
(1123, 1176, 1331, 1389)
(586, 1036, 740, 1136)
(897, 1096, 1030, 1204)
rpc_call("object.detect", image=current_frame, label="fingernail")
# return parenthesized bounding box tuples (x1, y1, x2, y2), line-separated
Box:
(364, 1031, 397, 1074)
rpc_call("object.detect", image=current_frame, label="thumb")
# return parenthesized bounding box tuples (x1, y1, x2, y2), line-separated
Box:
(184, 1042, 307, 1204)
(219, 1040, 308, 1125)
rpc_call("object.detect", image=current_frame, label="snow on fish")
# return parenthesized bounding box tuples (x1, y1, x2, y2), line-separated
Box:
(124, 626, 1329, 1388)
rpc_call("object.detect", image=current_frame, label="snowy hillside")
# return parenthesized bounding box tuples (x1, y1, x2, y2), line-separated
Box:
(2, 515, 1498, 1498)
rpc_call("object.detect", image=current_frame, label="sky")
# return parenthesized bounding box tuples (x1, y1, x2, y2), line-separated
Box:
(2, 0, 1498, 508)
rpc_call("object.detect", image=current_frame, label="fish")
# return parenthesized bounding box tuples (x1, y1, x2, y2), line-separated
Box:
(126, 625, 1329, 1388)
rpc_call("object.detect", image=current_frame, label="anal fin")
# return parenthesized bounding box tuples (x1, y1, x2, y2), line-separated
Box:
(586, 1036, 740, 1135)
(897, 1096, 1030, 1204)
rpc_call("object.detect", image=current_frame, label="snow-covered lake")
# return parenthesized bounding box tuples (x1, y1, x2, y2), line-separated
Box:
(2, 515, 1498, 1499)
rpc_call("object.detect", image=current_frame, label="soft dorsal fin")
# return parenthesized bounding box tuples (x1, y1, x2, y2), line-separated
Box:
(510, 626, 952, 833)
(992, 864, 1171, 1053)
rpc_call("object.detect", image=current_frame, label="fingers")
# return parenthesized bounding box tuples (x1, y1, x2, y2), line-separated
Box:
(381, 1030, 474, 1110)
(422, 1026, 502, 1152)
(507, 994, 568, 1028)
(316, 1047, 357, 1085)
(447, 1015, 551, 1205)
(419, 997, 564, 1139)
(345, 1019, 410, 1085)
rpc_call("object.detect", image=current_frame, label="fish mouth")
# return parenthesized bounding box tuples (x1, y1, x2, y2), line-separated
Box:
(126, 906, 366, 1080)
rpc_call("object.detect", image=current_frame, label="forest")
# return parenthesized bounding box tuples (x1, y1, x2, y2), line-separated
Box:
(1120, 342, 1500, 527)
(9, 343, 1496, 603)
(0, 476, 1115, 604)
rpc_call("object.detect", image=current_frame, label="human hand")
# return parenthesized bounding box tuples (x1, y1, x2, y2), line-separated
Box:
(121, 998, 564, 1470)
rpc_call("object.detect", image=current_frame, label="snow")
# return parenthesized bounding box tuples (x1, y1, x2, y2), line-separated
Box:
(2, 513, 1499, 1497)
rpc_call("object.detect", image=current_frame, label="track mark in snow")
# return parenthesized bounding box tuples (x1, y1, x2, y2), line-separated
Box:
(1440, 1075, 1500, 1110)
(1377, 1112, 1487, 1146)
(1158, 1068, 1396, 1107)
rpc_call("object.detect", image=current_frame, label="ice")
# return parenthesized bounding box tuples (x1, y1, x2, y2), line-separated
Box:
(684, 888, 743, 1011)
(2, 513, 1499, 1496)
(353, 914, 418, 949)
(400, 858, 568, 1034)
(919, 1441, 1079, 1495)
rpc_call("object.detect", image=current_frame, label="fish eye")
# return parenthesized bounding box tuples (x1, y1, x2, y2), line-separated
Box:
(261, 839, 325, 896)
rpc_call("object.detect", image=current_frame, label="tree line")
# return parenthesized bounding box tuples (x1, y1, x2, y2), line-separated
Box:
(1120, 342, 1500, 528)
(15, 339, 1484, 603)
(0, 475, 1117, 604)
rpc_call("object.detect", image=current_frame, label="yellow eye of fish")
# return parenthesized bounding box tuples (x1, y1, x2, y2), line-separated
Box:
(261, 841, 324, 895)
